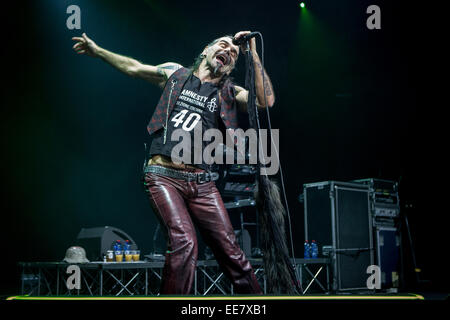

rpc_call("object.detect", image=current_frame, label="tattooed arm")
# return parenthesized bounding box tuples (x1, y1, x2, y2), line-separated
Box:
(147, 62, 183, 88)
(252, 52, 275, 108)
(234, 56, 275, 111)
(72, 33, 182, 88)
(233, 31, 275, 111)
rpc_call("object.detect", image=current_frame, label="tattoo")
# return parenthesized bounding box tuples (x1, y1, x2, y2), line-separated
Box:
(263, 74, 273, 96)
(157, 64, 182, 82)
(256, 62, 273, 97)
(159, 64, 182, 71)
(156, 67, 166, 78)
(156, 66, 167, 81)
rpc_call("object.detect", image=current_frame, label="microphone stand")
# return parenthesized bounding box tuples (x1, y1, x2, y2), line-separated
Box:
(242, 39, 301, 294)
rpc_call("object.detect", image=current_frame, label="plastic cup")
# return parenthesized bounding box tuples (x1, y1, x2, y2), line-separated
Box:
(125, 251, 133, 262)
(106, 250, 114, 262)
(132, 250, 140, 262)
(115, 250, 124, 262)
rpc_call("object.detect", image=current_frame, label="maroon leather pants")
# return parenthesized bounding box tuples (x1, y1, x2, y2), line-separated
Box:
(143, 169, 263, 295)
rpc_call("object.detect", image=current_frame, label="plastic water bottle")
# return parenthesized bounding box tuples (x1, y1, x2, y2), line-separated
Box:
(124, 240, 131, 254)
(113, 240, 123, 262)
(311, 240, 319, 259)
(304, 240, 311, 259)
(113, 240, 122, 252)
(124, 240, 132, 262)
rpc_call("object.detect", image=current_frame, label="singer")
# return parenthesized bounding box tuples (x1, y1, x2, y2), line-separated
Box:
(71, 31, 274, 294)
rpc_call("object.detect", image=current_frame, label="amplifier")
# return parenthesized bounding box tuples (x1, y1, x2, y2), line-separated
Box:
(218, 164, 257, 197)
(352, 178, 400, 218)
(352, 178, 398, 193)
(373, 192, 398, 206)
(223, 182, 256, 196)
(224, 198, 256, 209)
(374, 204, 400, 218)
(352, 179, 402, 290)
(227, 164, 257, 176)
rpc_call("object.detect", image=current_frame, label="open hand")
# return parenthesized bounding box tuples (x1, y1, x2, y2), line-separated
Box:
(71, 33, 100, 57)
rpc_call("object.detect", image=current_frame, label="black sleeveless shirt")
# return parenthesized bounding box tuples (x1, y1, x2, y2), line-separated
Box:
(149, 74, 221, 171)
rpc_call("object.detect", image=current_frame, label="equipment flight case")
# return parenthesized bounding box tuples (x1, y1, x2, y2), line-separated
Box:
(302, 181, 374, 292)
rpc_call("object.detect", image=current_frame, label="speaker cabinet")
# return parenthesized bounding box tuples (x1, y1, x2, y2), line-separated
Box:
(303, 181, 374, 291)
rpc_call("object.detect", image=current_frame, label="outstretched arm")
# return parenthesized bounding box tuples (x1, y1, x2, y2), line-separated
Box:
(233, 31, 275, 111)
(72, 33, 182, 88)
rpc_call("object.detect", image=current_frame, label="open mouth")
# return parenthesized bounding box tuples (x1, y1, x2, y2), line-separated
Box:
(215, 53, 230, 66)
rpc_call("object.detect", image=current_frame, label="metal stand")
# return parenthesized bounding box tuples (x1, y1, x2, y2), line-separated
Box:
(19, 261, 157, 296)
(19, 258, 331, 296)
(296, 258, 331, 294)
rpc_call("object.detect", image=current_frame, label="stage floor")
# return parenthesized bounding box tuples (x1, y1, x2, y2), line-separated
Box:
(5, 293, 432, 300)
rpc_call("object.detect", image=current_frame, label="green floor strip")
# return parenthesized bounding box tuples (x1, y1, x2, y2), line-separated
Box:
(7, 294, 424, 301)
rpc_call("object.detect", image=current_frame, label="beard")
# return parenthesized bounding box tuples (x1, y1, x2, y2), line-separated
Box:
(213, 63, 222, 76)
(207, 52, 233, 77)
(210, 61, 234, 78)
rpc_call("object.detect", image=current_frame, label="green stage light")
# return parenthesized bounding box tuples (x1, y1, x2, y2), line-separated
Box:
(300, 2, 305, 8)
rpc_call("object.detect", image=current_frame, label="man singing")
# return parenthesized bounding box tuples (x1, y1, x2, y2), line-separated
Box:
(72, 30, 275, 294)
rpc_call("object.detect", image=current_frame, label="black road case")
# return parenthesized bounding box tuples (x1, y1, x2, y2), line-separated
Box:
(374, 226, 401, 289)
(303, 181, 374, 291)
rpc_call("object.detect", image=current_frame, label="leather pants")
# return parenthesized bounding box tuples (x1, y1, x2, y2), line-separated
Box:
(143, 168, 263, 295)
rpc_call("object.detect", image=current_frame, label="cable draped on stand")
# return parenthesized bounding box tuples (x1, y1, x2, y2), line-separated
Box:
(243, 43, 301, 295)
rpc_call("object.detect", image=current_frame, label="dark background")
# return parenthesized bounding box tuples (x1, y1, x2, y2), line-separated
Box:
(1, 0, 447, 295)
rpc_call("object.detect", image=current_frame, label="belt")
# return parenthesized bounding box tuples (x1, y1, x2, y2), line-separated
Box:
(144, 165, 219, 184)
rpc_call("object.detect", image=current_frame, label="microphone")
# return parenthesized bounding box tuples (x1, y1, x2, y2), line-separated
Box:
(232, 32, 258, 45)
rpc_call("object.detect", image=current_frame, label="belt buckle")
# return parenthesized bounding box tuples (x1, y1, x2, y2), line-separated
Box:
(185, 172, 196, 182)
(210, 172, 219, 181)
(197, 173, 209, 184)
